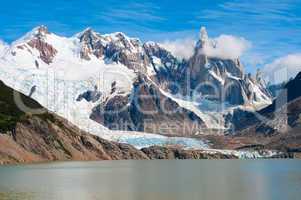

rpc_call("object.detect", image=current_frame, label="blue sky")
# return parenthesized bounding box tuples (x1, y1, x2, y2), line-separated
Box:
(0, 0, 300, 74)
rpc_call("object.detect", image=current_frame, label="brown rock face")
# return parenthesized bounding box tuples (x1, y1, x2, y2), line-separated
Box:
(28, 39, 57, 64)
(104, 37, 150, 74)
(78, 28, 105, 60)
(0, 114, 150, 165)
(78, 29, 150, 73)
(26, 26, 57, 64)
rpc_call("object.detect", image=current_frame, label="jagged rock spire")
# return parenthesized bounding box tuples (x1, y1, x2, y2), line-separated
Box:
(195, 26, 210, 51)
(78, 28, 99, 42)
(200, 26, 209, 45)
(256, 68, 262, 82)
(35, 25, 49, 38)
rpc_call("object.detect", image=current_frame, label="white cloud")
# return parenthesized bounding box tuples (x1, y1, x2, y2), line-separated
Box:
(202, 35, 252, 60)
(263, 53, 301, 83)
(159, 34, 251, 60)
(160, 38, 196, 59)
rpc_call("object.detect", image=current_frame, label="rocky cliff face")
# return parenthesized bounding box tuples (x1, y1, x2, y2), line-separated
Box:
(184, 28, 271, 105)
(78, 29, 150, 73)
(90, 74, 206, 135)
(0, 114, 150, 164)
(18, 26, 58, 65)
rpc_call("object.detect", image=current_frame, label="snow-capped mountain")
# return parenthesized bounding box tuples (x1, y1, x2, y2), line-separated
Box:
(150, 27, 271, 107)
(0, 25, 272, 146)
(188, 27, 271, 105)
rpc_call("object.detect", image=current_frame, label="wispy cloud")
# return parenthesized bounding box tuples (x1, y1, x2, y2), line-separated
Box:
(199, 0, 301, 23)
(101, 10, 164, 22)
(96, 2, 164, 25)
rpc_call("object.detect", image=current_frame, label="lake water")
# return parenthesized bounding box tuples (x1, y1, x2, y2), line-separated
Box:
(0, 160, 300, 200)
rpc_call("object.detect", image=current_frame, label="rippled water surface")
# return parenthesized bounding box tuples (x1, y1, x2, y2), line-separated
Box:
(0, 160, 300, 200)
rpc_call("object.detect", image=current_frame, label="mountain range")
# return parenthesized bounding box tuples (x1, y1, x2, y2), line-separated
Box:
(0, 25, 299, 163)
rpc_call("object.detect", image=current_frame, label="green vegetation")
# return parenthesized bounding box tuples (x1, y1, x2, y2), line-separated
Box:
(0, 113, 18, 132)
(0, 81, 46, 132)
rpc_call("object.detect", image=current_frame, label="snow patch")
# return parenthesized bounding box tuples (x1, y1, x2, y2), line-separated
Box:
(209, 70, 225, 85)
(158, 88, 227, 130)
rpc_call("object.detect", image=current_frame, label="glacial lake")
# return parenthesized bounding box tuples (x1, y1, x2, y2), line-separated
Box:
(0, 160, 300, 200)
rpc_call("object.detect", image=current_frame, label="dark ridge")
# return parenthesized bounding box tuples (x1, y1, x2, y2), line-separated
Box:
(261, 72, 301, 114)
(0, 81, 47, 132)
